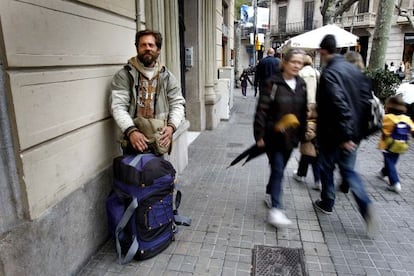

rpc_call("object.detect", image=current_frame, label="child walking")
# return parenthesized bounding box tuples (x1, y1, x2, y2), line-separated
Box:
(378, 95, 414, 193)
(239, 69, 253, 98)
(293, 104, 321, 190)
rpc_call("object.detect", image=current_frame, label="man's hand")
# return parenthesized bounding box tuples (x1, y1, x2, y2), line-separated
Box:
(341, 140, 356, 152)
(256, 138, 265, 148)
(159, 126, 174, 147)
(129, 131, 149, 152)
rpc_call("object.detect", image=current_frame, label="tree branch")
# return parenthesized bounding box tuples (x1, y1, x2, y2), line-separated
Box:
(334, 0, 359, 17)
(321, 0, 330, 17)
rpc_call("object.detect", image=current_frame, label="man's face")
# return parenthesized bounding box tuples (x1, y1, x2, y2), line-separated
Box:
(137, 35, 160, 67)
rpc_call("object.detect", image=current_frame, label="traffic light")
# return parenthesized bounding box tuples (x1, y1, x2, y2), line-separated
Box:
(255, 38, 261, 51)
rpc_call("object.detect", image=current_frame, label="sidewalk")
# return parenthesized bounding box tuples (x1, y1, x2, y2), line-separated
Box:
(79, 87, 414, 276)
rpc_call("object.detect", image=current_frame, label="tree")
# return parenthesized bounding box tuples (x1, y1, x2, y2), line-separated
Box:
(320, 0, 359, 25)
(367, 0, 394, 70)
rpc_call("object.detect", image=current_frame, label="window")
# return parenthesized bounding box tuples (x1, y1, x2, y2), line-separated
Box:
(304, 1, 314, 31)
(278, 6, 287, 33)
(358, 0, 369, 13)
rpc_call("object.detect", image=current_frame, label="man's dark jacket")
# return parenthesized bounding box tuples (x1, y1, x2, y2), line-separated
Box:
(316, 55, 371, 150)
(254, 56, 280, 92)
(254, 74, 307, 151)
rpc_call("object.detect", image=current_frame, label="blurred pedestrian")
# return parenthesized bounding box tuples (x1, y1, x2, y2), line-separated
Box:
(239, 69, 253, 98)
(338, 51, 368, 194)
(293, 55, 321, 190)
(388, 62, 397, 73)
(254, 48, 307, 228)
(377, 95, 414, 193)
(254, 48, 280, 97)
(315, 35, 377, 235)
(293, 104, 321, 190)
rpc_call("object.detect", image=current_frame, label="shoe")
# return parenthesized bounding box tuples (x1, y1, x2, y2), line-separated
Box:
(312, 181, 321, 191)
(243, 96, 247, 99)
(363, 204, 379, 238)
(264, 194, 272, 209)
(339, 182, 349, 194)
(387, 182, 401, 193)
(377, 171, 387, 182)
(293, 174, 306, 183)
(314, 199, 333, 214)
(268, 208, 292, 228)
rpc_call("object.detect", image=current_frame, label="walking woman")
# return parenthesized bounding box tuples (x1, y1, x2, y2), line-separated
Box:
(254, 48, 308, 228)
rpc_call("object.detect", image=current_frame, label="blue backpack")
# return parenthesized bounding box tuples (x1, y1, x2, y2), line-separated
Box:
(385, 121, 411, 154)
(106, 154, 191, 264)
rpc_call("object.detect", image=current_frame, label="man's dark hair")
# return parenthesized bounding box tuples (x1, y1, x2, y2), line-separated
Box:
(135, 30, 163, 49)
(319, 34, 336, 54)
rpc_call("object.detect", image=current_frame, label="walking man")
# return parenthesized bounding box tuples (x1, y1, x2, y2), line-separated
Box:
(314, 35, 377, 235)
(254, 48, 280, 97)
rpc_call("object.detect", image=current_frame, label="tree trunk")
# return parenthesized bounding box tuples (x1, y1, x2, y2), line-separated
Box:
(322, 0, 337, 25)
(321, 0, 359, 25)
(368, 0, 394, 70)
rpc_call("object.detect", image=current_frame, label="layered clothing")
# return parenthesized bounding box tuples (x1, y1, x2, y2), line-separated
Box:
(316, 55, 369, 150)
(299, 65, 319, 104)
(110, 57, 185, 136)
(254, 74, 307, 152)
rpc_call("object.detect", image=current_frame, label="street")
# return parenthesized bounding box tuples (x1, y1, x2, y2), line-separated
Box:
(79, 87, 414, 276)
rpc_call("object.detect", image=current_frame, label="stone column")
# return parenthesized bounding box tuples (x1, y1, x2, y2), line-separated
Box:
(144, 0, 166, 63)
(163, 0, 181, 80)
(203, 0, 217, 103)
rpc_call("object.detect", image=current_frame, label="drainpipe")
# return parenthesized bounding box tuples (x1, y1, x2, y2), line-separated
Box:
(136, 0, 141, 31)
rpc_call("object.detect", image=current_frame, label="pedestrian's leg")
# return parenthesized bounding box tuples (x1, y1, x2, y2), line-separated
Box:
(339, 149, 377, 235)
(297, 154, 309, 177)
(268, 151, 287, 208)
(267, 150, 293, 227)
(316, 149, 337, 212)
(383, 151, 400, 185)
(339, 149, 372, 213)
(338, 147, 357, 193)
(311, 156, 320, 182)
(310, 156, 321, 190)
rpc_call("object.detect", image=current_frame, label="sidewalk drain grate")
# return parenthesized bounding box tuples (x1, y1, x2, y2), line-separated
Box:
(252, 245, 307, 276)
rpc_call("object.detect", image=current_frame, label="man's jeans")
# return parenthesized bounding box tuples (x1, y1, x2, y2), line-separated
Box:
(381, 151, 400, 185)
(319, 147, 372, 215)
(266, 149, 293, 209)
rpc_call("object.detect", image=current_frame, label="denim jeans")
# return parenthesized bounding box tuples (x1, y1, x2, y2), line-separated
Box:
(297, 155, 320, 183)
(381, 151, 400, 185)
(266, 149, 293, 208)
(319, 147, 372, 215)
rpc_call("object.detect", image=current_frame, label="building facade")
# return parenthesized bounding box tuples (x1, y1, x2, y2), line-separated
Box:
(0, 0, 234, 274)
(335, 0, 414, 70)
(266, 0, 414, 71)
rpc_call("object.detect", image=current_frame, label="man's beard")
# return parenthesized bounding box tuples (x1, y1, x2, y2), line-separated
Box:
(138, 51, 159, 67)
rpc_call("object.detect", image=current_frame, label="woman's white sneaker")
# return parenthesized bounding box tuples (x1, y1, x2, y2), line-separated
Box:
(387, 182, 401, 193)
(268, 208, 292, 228)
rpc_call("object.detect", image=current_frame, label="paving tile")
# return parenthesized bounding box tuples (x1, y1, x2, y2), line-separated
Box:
(77, 91, 414, 275)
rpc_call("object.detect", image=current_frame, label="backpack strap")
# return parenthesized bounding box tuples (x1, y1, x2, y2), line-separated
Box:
(173, 184, 192, 227)
(115, 197, 139, 264)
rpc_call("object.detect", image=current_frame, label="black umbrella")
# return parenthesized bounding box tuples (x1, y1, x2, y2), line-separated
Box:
(227, 144, 266, 168)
